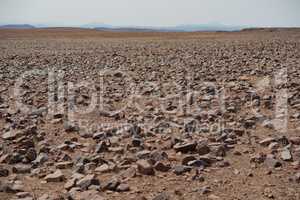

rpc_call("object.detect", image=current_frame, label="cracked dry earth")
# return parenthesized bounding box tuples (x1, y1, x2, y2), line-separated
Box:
(0, 29, 300, 200)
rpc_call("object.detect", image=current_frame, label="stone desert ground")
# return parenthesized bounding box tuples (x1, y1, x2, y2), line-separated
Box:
(0, 28, 300, 200)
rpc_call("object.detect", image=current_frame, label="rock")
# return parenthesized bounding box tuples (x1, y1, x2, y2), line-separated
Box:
(281, 149, 292, 161)
(216, 160, 230, 168)
(250, 153, 266, 164)
(33, 153, 48, 166)
(129, 124, 142, 136)
(137, 159, 155, 175)
(102, 179, 120, 191)
(244, 118, 256, 129)
(210, 144, 226, 157)
(152, 192, 169, 200)
(44, 170, 65, 182)
(289, 137, 300, 145)
(268, 142, 279, 150)
(12, 164, 31, 174)
(116, 183, 130, 192)
(16, 192, 32, 198)
(72, 172, 85, 180)
(192, 169, 205, 181)
(2, 131, 18, 140)
(93, 132, 106, 140)
(154, 162, 171, 172)
(25, 148, 37, 162)
(11, 197, 33, 200)
(73, 163, 85, 174)
(69, 189, 105, 200)
(208, 194, 221, 199)
(149, 151, 168, 162)
(0, 154, 10, 164)
(118, 167, 136, 180)
(173, 142, 197, 153)
(8, 153, 23, 164)
(137, 196, 148, 200)
(108, 147, 124, 154)
(95, 141, 108, 153)
(184, 119, 197, 133)
(182, 155, 197, 165)
(132, 137, 143, 147)
(64, 122, 79, 132)
(136, 150, 151, 159)
(259, 137, 276, 146)
(265, 155, 282, 168)
(37, 194, 53, 200)
(173, 165, 192, 175)
(197, 142, 210, 155)
(55, 161, 73, 169)
(263, 188, 274, 199)
(76, 174, 100, 190)
(65, 178, 77, 190)
(0, 166, 9, 177)
(187, 160, 207, 167)
(95, 164, 111, 173)
(0, 180, 24, 193)
(294, 172, 300, 183)
(198, 186, 211, 194)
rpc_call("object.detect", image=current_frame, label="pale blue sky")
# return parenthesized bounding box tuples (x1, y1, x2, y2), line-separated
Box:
(0, 0, 299, 27)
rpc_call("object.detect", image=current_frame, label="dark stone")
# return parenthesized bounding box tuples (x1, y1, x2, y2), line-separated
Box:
(173, 142, 197, 153)
(0, 167, 9, 177)
(154, 162, 171, 172)
(152, 192, 169, 200)
(173, 165, 192, 175)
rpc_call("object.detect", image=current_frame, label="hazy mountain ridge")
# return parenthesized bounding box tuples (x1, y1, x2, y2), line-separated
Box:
(93, 23, 246, 32)
(0, 24, 35, 29)
(0, 23, 247, 32)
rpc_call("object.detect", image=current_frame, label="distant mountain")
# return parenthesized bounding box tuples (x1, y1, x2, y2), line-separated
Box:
(0, 24, 35, 29)
(93, 23, 246, 32)
(94, 27, 164, 32)
(171, 23, 244, 32)
(0, 23, 246, 32)
(81, 23, 113, 29)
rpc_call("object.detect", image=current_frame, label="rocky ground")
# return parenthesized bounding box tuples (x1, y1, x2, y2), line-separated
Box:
(0, 28, 300, 200)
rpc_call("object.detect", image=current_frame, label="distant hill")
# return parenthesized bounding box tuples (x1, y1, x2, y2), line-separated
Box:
(0, 23, 246, 32)
(170, 24, 245, 32)
(0, 24, 35, 29)
(94, 27, 165, 32)
(94, 23, 245, 32)
(81, 23, 113, 29)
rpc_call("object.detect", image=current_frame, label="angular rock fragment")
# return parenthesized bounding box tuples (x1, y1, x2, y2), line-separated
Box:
(65, 178, 77, 190)
(154, 162, 171, 172)
(259, 137, 276, 146)
(173, 165, 192, 175)
(55, 161, 73, 169)
(69, 189, 105, 200)
(0, 166, 9, 177)
(137, 159, 155, 175)
(116, 183, 130, 192)
(265, 155, 282, 168)
(44, 170, 65, 182)
(152, 192, 169, 200)
(281, 149, 292, 161)
(173, 142, 197, 153)
(76, 174, 100, 190)
(102, 179, 120, 191)
(12, 164, 31, 174)
(197, 142, 210, 155)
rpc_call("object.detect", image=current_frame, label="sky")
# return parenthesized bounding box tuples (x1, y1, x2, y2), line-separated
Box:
(0, 0, 300, 27)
